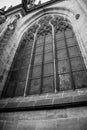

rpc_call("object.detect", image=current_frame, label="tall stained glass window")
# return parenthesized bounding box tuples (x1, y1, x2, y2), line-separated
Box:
(1, 15, 87, 98)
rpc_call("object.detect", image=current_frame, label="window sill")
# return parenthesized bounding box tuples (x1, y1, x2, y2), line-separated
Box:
(0, 88, 87, 112)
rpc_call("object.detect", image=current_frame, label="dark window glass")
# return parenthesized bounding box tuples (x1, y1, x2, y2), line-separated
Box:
(44, 52, 53, 63)
(32, 65, 41, 78)
(4, 81, 16, 98)
(68, 46, 80, 58)
(45, 44, 52, 52)
(28, 33, 54, 95)
(56, 40, 65, 50)
(56, 32, 64, 40)
(36, 37, 44, 46)
(42, 76, 54, 93)
(16, 67, 28, 82)
(71, 57, 84, 71)
(45, 35, 52, 44)
(73, 71, 87, 89)
(56, 27, 87, 91)
(59, 74, 72, 90)
(58, 60, 69, 74)
(57, 49, 68, 60)
(66, 38, 75, 47)
(30, 78, 41, 94)
(34, 54, 42, 65)
(65, 28, 73, 38)
(44, 63, 53, 76)
(13, 55, 30, 69)
(36, 46, 43, 54)
(15, 81, 26, 96)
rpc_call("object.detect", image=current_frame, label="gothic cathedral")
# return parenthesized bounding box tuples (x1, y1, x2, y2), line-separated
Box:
(0, 0, 87, 129)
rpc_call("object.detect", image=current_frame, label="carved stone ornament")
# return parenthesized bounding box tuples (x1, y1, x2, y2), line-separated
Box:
(38, 15, 52, 26)
(37, 15, 52, 37)
(27, 24, 39, 34)
(27, 0, 36, 8)
(21, 23, 39, 44)
(37, 24, 52, 37)
(0, 7, 6, 25)
(22, 0, 36, 11)
(8, 14, 20, 30)
(0, 15, 6, 25)
(0, 14, 20, 43)
(51, 16, 71, 33)
(22, 0, 42, 11)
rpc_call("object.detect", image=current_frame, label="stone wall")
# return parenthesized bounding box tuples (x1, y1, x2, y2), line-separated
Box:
(0, 13, 22, 95)
(0, 106, 87, 130)
(0, 87, 87, 129)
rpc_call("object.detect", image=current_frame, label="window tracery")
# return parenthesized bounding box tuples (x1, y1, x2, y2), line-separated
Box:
(1, 15, 87, 98)
(51, 16, 71, 33)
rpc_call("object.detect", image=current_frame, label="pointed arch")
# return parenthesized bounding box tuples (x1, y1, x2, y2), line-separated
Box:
(1, 7, 87, 98)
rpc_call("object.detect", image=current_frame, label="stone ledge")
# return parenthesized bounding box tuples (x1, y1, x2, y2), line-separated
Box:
(0, 89, 87, 112)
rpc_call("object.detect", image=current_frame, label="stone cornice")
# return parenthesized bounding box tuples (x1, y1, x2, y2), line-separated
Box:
(0, 89, 87, 112)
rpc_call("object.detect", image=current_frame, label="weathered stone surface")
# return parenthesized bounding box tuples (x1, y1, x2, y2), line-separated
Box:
(5, 102, 19, 108)
(73, 94, 87, 102)
(0, 91, 87, 111)
(18, 100, 35, 108)
(4, 121, 18, 130)
(0, 121, 5, 130)
(0, 107, 87, 130)
(35, 99, 52, 106)
(0, 103, 6, 108)
(53, 96, 73, 105)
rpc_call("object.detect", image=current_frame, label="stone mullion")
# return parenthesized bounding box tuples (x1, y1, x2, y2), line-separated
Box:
(24, 29, 38, 96)
(40, 35, 45, 94)
(51, 24, 58, 93)
(54, 31, 60, 92)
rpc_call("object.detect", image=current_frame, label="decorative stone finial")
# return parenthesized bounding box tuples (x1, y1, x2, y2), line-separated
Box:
(22, 0, 42, 12)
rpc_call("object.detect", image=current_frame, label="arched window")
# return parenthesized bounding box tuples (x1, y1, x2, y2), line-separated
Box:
(1, 15, 87, 98)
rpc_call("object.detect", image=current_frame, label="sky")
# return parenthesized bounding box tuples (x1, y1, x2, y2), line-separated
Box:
(0, 0, 49, 10)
